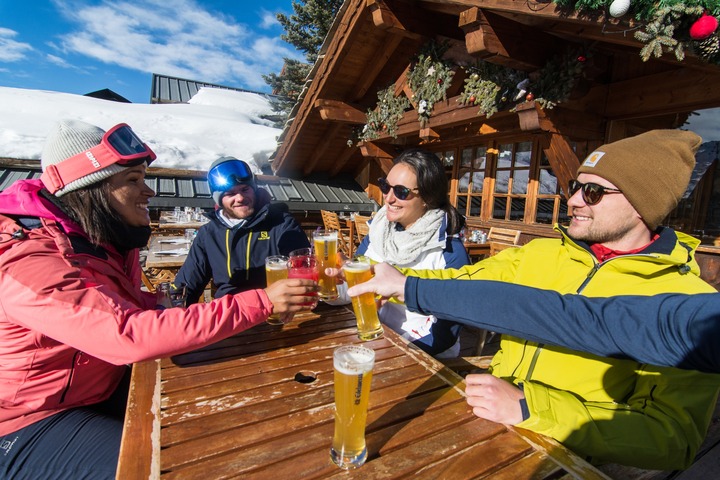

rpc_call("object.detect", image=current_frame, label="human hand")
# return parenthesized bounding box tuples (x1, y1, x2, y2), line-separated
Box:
(346, 262, 406, 302)
(465, 374, 524, 425)
(264, 278, 317, 321)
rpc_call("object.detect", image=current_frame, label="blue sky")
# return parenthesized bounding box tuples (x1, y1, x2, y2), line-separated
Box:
(0, 0, 302, 103)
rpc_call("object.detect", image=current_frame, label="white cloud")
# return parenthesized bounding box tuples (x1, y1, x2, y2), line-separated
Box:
(260, 11, 279, 29)
(49, 0, 294, 90)
(0, 28, 33, 62)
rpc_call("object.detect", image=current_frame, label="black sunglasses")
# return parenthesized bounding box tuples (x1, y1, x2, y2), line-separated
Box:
(569, 179, 622, 206)
(378, 177, 419, 200)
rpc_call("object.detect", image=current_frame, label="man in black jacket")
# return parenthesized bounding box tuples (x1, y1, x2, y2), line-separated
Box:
(173, 157, 309, 304)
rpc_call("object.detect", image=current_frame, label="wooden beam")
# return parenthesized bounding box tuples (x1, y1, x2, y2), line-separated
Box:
(314, 99, 367, 124)
(367, 0, 422, 40)
(303, 123, 343, 175)
(359, 141, 395, 174)
(459, 7, 559, 71)
(540, 133, 580, 199)
(515, 101, 604, 140)
(604, 68, 720, 119)
(330, 143, 363, 177)
(351, 33, 406, 102)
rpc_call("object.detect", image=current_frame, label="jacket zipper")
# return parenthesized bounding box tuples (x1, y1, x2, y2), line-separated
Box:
(245, 232, 253, 280)
(59, 350, 81, 404)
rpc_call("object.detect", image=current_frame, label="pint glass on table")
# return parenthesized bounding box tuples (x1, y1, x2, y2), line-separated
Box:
(288, 248, 319, 311)
(313, 229, 339, 301)
(342, 259, 383, 341)
(265, 255, 289, 325)
(330, 345, 375, 470)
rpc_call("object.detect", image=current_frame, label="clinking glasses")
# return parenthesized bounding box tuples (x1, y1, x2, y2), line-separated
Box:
(569, 179, 622, 206)
(378, 177, 419, 200)
(41, 123, 156, 194)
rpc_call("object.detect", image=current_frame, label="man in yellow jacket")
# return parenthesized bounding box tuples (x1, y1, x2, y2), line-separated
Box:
(403, 130, 719, 470)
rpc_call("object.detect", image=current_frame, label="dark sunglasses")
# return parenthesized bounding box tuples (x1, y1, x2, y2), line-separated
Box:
(378, 177, 419, 200)
(568, 179, 622, 206)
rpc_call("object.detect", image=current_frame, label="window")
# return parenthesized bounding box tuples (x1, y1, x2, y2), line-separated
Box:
(442, 136, 568, 225)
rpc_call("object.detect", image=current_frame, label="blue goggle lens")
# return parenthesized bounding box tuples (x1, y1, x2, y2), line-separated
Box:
(208, 160, 254, 192)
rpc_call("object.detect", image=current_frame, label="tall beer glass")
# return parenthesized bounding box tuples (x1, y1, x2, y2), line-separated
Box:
(330, 345, 375, 470)
(342, 258, 383, 341)
(288, 248, 319, 311)
(265, 255, 289, 325)
(313, 229, 339, 301)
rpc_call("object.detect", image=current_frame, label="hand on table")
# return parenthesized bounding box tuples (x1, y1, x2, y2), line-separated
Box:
(465, 374, 524, 425)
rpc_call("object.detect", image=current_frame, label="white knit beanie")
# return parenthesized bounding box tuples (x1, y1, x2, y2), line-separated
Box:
(41, 119, 127, 197)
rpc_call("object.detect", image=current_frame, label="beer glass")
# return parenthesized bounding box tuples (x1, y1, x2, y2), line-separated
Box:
(288, 248, 319, 311)
(313, 229, 339, 301)
(330, 345, 375, 470)
(265, 255, 289, 324)
(342, 258, 383, 341)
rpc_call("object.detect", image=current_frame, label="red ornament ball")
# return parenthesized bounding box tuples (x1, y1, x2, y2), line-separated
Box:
(690, 13, 719, 40)
(577, 55, 587, 63)
(526, 93, 535, 102)
(469, 95, 476, 103)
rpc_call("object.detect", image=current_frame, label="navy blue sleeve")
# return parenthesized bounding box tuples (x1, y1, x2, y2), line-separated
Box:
(442, 237, 470, 268)
(171, 230, 213, 305)
(404, 277, 720, 373)
(277, 212, 310, 255)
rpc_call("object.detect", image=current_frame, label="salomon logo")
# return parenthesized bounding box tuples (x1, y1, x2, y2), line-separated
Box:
(86, 151, 101, 168)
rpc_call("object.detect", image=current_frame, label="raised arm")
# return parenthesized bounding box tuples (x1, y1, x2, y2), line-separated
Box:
(404, 277, 720, 373)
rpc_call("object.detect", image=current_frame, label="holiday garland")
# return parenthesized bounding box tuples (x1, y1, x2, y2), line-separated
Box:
(361, 85, 410, 141)
(406, 42, 455, 126)
(554, 0, 720, 64)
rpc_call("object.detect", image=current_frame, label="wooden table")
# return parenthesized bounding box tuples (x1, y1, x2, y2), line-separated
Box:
(464, 241, 491, 262)
(145, 235, 191, 269)
(118, 305, 608, 479)
(157, 211, 209, 231)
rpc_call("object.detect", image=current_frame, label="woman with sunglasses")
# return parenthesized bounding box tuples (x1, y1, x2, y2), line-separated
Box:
(0, 120, 315, 479)
(354, 148, 469, 357)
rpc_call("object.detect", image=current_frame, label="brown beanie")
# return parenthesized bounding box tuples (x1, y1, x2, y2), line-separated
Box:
(576, 130, 700, 230)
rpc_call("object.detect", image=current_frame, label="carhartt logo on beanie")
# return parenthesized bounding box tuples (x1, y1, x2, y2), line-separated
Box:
(41, 119, 126, 197)
(577, 129, 700, 230)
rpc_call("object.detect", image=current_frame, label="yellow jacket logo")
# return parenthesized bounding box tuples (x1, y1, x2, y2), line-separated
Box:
(258, 231, 271, 240)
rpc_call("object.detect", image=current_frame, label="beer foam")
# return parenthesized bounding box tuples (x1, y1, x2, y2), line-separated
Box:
(314, 233, 337, 241)
(266, 263, 287, 271)
(343, 262, 370, 273)
(334, 347, 374, 374)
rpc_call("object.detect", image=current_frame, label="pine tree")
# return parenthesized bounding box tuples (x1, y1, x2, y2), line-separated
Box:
(262, 0, 343, 126)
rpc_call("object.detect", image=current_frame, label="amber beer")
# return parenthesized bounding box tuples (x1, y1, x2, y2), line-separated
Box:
(265, 255, 289, 325)
(330, 345, 375, 470)
(343, 259, 383, 341)
(313, 229, 339, 301)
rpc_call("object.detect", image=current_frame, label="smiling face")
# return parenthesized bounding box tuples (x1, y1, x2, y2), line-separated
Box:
(567, 173, 651, 250)
(383, 163, 427, 229)
(220, 183, 256, 220)
(106, 164, 155, 227)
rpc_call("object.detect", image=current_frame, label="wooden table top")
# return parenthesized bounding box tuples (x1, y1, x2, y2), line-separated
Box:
(145, 235, 190, 269)
(157, 211, 209, 230)
(117, 305, 608, 479)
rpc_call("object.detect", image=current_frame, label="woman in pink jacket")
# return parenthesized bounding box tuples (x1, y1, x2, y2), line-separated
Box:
(0, 120, 315, 479)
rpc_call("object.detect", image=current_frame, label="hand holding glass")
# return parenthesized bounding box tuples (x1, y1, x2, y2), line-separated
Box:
(330, 345, 375, 470)
(343, 258, 383, 341)
(313, 229, 339, 301)
(265, 255, 290, 324)
(288, 248, 319, 311)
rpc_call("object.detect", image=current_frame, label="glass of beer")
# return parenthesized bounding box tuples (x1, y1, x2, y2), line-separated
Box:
(342, 258, 383, 341)
(330, 345, 375, 470)
(288, 248, 319, 311)
(265, 255, 289, 325)
(313, 229, 339, 301)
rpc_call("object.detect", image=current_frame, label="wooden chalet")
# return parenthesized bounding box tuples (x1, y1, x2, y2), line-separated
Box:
(271, 0, 720, 289)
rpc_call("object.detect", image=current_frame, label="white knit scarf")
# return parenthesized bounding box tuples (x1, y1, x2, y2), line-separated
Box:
(368, 206, 446, 265)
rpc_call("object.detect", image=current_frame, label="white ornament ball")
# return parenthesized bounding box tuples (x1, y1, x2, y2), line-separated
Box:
(609, 0, 630, 18)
